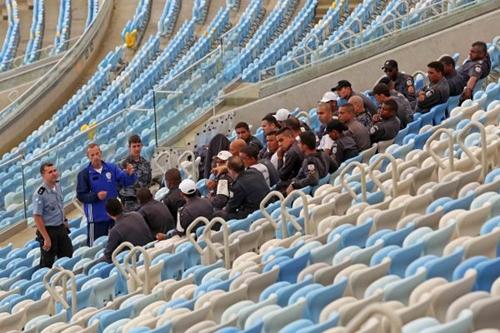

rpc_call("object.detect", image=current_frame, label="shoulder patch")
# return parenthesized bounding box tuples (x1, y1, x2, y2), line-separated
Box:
(475, 65, 481, 73)
(425, 89, 434, 97)
(307, 164, 316, 172)
(37, 187, 46, 195)
(406, 79, 413, 86)
(370, 126, 378, 134)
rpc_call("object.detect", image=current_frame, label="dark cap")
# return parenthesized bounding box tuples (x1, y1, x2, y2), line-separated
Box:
(326, 119, 348, 133)
(382, 59, 398, 70)
(331, 80, 352, 91)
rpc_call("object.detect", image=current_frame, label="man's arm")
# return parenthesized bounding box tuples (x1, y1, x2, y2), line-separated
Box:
(417, 89, 441, 110)
(115, 163, 137, 187)
(225, 183, 245, 214)
(34, 215, 51, 250)
(278, 151, 300, 181)
(291, 163, 320, 189)
(76, 170, 99, 203)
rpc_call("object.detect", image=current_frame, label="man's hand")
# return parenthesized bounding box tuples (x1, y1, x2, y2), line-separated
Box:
(206, 179, 217, 191)
(286, 184, 294, 195)
(156, 233, 166, 241)
(97, 191, 107, 200)
(43, 237, 52, 252)
(462, 87, 472, 101)
(372, 114, 381, 123)
(418, 91, 426, 102)
(125, 163, 135, 175)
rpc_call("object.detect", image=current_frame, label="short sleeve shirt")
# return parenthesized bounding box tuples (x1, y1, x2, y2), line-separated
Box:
(32, 183, 64, 227)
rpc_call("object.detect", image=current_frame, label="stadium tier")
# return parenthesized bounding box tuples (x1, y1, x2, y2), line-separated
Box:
(0, 0, 497, 332)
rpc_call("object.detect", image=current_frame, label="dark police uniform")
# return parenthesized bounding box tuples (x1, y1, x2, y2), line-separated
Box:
(277, 141, 304, 185)
(416, 78, 450, 114)
(332, 135, 359, 165)
(290, 152, 331, 190)
(103, 212, 154, 263)
(390, 92, 413, 129)
(139, 199, 175, 235)
(246, 135, 264, 151)
(33, 183, 73, 268)
(162, 187, 186, 219)
(393, 72, 416, 108)
(445, 71, 466, 97)
(120, 155, 152, 211)
(226, 168, 270, 220)
(178, 196, 213, 236)
(356, 111, 373, 128)
(369, 116, 401, 143)
(457, 56, 491, 84)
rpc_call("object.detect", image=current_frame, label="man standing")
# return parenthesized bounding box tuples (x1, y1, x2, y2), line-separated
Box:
(33, 162, 73, 268)
(120, 135, 152, 211)
(162, 168, 186, 219)
(235, 122, 263, 150)
(381, 59, 416, 107)
(457, 41, 491, 101)
(416, 61, 450, 114)
(137, 188, 175, 236)
(102, 199, 154, 263)
(76, 143, 136, 246)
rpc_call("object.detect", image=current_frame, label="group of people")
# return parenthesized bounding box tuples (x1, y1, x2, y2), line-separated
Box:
(32, 41, 491, 268)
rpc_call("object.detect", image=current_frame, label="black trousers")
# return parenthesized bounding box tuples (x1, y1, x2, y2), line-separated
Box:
(37, 225, 73, 268)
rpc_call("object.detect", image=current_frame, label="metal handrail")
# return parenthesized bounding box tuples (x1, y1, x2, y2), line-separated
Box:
(177, 150, 198, 180)
(111, 241, 139, 286)
(368, 153, 399, 198)
(186, 216, 211, 254)
(43, 267, 78, 315)
(456, 121, 487, 180)
(259, 191, 284, 234)
(281, 190, 308, 236)
(202, 217, 231, 269)
(340, 162, 368, 202)
(126, 246, 153, 294)
(425, 128, 455, 172)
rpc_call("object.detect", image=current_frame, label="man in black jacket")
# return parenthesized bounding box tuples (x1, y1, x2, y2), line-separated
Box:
(102, 199, 154, 263)
(276, 127, 304, 191)
(287, 131, 332, 194)
(137, 188, 175, 236)
(162, 168, 186, 219)
(220, 156, 270, 220)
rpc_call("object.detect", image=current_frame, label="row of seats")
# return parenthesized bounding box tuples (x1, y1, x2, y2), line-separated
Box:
(158, 0, 181, 37)
(85, 0, 99, 29)
(121, 0, 152, 48)
(51, 0, 71, 55)
(0, 0, 20, 72)
(192, 0, 211, 25)
(23, 0, 44, 64)
(0, 82, 497, 332)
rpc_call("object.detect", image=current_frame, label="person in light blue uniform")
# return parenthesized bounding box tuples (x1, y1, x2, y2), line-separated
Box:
(76, 143, 136, 246)
(33, 162, 73, 268)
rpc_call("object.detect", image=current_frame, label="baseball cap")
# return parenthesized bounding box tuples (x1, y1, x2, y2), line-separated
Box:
(274, 108, 291, 122)
(331, 80, 352, 91)
(216, 150, 232, 161)
(320, 91, 339, 103)
(381, 59, 398, 70)
(179, 179, 197, 195)
(326, 119, 348, 132)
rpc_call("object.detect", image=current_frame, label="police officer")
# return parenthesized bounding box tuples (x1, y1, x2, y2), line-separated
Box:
(415, 61, 450, 114)
(220, 156, 270, 220)
(33, 162, 73, 268)
(457, 41, 491, 101)
(276, 127, 304, 190)
(102, 198, 154, 263)
(287, 131, 332, 194)
(381, 59, 416, 108)
(369, 99, 401, 143)
(326, 119, 360, 165)
(439, 56, 465, 97)
(120, 134, 152, 211)
(76, 143, 136, 246)
(372, 82, 413, 129)
(137, 187, 175, 236)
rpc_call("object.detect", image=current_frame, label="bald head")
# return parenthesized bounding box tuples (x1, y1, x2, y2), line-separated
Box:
(230, 139, 247, 157)
(348, 95, 365, 115)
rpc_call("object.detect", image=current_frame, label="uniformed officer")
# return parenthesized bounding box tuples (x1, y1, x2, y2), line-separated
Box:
(326, 119, 360, 165)
(369, 99, 401, 143)
(348, 95, 373, 128)
(276, 127, 305, 190)
(372, 82, 413, 129)
(381, 59, 416, 108)
(415, 61, 450, 114)
(287, 131, 332, 194)
(457, 41, 491, 101)
(33, 162, 73, 268)
(120, 134, 152, 211)
(439, 56, 465, 97)
(235, 122, 263, 151)
(221, 156, 270, 219)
